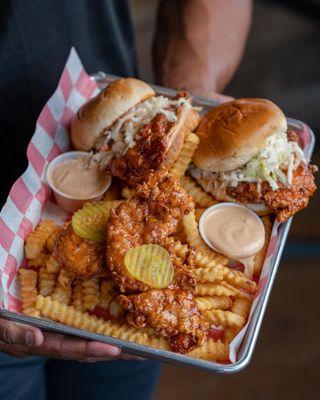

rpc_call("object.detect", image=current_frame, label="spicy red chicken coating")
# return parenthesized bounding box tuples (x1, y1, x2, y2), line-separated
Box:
(228, 163, 317, 222)
(108, 114, 172, 185)
(105, 173, 195, 292)
(55, 225, 105, 279)
(118, 289, 209, 353)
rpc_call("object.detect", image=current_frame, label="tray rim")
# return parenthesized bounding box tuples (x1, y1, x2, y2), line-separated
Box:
(0, 74, 316, 373)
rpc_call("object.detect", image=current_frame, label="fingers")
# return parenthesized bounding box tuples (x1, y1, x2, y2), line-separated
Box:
(0, 321, 122, 361)
(85, 340, 122, 357)
(31, 332, 122, 360)
(0, 318, 44, 347)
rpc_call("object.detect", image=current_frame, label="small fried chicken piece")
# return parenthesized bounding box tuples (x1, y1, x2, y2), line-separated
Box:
(263, 163, 317, 222)
(106, 174, 194, 292)
(55, 225, 105, 279)
(119, 289, 209, 353)
(229, 163, 317, 222)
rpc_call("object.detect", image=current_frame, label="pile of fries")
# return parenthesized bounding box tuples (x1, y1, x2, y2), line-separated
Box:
(19, 130, 272, 362)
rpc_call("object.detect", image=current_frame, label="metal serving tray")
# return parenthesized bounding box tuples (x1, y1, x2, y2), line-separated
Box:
(0, 74, 315, 373)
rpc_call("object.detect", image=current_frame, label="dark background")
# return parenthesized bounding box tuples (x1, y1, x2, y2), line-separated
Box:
(130, 1, 320, 398)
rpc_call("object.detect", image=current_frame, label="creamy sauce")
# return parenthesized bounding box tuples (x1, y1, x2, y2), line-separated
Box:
(201, 205, 265, 276)
(50, 157, 109, 199)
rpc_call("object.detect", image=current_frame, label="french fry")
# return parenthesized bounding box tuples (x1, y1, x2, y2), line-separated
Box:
(46, 255, 62, 274)
(58, 269, 74, 290)
(36, 295, 105, 331)
(170, 132, 199, 178)
(195, 296, 232, 311)
(196, 283, 235, 297)
(82, 278, 100, 311)
(52, 283, 71, 305)
(187, 339, 229, 361)
(45, 226, 61, 253)
(194, 208, 205, 222)
(99, 279, 115, 309)
(231, 298, 251, 320)
(180, 176, 216, 208)
(25, 220, 56, 260)
(39, 267, 56, 296)
(165, 238, 189, 259)
(193, 250, 229, 269)
(195, 266, 224, 283)
(254, 216, 272, 275)
(220, 281, 253, 301)
(18, 268, 40, 317)
(35, 296, 170, 350)
(203, 309, 245, 329)
(182, 211, 212, 255)
(72, 280, 83, 311)
(193, 250, 229, 268)
(28, 253, 49, 268)
(222, 267, 257, 294)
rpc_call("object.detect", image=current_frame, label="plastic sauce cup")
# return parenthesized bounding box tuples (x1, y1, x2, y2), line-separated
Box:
(45, 151, 111, 214)
(198, 202, 265, 254)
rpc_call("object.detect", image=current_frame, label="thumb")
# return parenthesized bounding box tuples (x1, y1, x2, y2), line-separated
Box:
(0, 318, 44, 347)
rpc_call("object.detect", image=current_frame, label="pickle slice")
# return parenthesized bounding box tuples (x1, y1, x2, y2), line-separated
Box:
(72, 201, 115, 242)
(124, 244, 174, 288)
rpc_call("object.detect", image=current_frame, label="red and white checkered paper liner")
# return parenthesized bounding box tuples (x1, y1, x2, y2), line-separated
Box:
(0, 48, 313, 363)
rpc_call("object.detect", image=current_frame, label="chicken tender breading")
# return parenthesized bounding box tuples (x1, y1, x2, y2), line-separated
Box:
(55, 225, 105, 279)
(106, 173, 195, 292)
(119, 289, 209, 353)
(108, 114, 172, 185)
(228, 164, 317, 222)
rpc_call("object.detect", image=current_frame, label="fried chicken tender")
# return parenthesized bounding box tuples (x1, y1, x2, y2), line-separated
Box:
(106, 173, 195, 292)
(108, 114, 172, 185)
(264, 163, 317, 222)
(119, 289, 209, 353)
(55, 225, 105, 279)
(228, 163, 317, 222)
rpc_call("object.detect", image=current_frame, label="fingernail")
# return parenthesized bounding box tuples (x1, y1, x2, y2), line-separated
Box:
(25, 331, 34, 347)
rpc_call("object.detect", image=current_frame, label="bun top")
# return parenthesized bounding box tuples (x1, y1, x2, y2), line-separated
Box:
(193, 98, 287, 172)
(71, 78, 155, 151)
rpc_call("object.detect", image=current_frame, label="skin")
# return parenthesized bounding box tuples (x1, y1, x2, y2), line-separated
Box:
(154, 0, 252, 101)
(0, 0, 251, 362)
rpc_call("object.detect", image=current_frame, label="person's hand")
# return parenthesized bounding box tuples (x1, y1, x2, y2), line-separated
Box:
(0, 318, 123, 362)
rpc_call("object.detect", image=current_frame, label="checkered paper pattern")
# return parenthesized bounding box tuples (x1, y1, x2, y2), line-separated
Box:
(0, 48, 99, 311)
(0, 48, 313, 363)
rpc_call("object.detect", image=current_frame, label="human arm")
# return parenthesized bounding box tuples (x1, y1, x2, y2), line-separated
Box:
(153, 0, 252, 100)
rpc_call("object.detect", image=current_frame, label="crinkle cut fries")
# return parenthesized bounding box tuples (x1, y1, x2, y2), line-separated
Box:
(19, 133, 273, 363)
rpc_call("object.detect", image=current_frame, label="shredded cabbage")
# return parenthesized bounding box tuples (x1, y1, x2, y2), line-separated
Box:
(191, 131, 306, 190)
(95, 95, 192, 165)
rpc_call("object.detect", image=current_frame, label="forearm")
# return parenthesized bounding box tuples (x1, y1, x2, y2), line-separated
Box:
(153, 0, 252, 95)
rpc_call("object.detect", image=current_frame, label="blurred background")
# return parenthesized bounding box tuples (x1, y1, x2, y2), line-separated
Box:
(130, 1, 320, 398)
